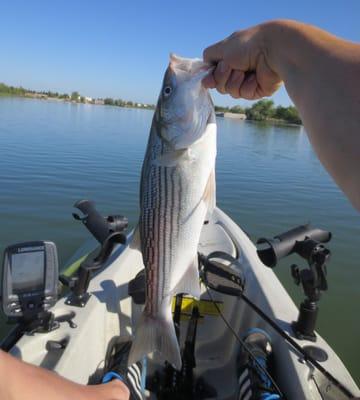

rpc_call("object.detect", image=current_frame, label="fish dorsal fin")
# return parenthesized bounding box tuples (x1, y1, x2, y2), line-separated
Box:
(202, 169, 216, 213)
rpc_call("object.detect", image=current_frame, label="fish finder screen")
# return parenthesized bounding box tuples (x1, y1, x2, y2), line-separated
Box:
(11, 251, 45, 294)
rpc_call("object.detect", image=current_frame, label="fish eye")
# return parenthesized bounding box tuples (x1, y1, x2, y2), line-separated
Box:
(163, 86, 172, 97)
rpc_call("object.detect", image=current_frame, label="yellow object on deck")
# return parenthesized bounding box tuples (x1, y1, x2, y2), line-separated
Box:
(171, 295, 223, 319)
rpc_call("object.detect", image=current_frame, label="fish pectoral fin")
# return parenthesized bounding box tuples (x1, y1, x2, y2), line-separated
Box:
(153, 149, 189, 167)
(171, 258, 201, 299)
(202, 169, 216, 213)
(129, 224, 141, 250)
(128, 302, 182, 370)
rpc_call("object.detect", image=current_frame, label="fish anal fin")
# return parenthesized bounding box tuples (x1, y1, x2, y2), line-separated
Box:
(129, 224, 141, 250)
(171, 258, 201, 299)
(202, 169, 216, 213)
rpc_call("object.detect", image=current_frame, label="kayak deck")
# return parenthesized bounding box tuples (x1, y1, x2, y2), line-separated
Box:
(9, 208, 360, 399)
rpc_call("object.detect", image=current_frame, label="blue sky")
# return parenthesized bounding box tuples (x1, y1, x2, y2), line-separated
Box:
(1, 1, 359, 107)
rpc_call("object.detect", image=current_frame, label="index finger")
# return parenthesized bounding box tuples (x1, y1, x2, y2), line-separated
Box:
(203, 39, 225, 63)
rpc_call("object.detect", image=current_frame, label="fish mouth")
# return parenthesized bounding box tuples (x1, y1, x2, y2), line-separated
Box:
(169, 53, 213, 76)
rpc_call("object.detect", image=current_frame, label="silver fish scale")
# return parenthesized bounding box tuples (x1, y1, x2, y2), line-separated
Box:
(140, 128, 182, 317)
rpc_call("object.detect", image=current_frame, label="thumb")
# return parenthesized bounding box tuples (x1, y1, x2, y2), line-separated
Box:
(203, 39, 225, 63)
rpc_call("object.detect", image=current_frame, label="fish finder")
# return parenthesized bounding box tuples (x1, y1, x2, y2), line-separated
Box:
(1, 241, 58, 320)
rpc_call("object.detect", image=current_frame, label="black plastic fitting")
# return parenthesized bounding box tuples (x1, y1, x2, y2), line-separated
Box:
(257, 224, 331, 268)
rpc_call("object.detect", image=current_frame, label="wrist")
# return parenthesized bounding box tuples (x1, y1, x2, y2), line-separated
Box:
(0, 351, 10, 400)
(0, 350, 5, 375)
(260, 20, 306, 80)
(260, 19, 358, 81)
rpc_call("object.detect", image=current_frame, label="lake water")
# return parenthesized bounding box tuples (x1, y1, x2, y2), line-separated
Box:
(0, 97, 359, 384)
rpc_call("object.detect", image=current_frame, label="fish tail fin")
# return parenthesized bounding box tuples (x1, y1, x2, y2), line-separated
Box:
(128, 308, 181, 370)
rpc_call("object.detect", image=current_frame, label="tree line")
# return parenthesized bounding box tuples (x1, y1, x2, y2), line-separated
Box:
(103, 97, 155, 109)
(0, 83, 154, 109)
(1, 82, 301, 124)
(0, 82, 73, 100)
(0, 83, 28, 96)
(215, 99, 302, 125)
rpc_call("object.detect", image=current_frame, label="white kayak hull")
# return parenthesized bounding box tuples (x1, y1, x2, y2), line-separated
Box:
(9, 208, 360, 399)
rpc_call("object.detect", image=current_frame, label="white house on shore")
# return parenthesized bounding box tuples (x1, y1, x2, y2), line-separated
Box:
(224, 112, 246, 120)
(216, 112, 247, 120)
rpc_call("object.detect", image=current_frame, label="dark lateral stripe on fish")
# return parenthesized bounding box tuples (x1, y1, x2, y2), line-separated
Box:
(144, 164, 161, 316)
(156, 165, 163, 312)
(162, 166, 168, 298)
(150, 166, 156, 315)
(166, 166, 176, 293)
(151, 166, 159, 315)
(158, 135, 165, 301)
(177, 170, 182, 237)
(170, 168, 176, 282)
(166, 167, 172, 290)
(153, 167, 161, 315)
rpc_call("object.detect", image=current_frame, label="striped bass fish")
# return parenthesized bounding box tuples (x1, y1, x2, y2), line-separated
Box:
(128, 54, 216, 370)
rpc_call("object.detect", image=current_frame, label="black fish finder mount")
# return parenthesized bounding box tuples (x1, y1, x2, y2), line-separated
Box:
(59, 200, 128, 307)
(257, 224, 331, 341)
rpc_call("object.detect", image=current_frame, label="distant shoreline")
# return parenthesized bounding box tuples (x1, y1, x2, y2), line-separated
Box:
(243, 117, 302, 128)
(0, 82, 156, 110)
(1, 85, 302, 126)
(216, 111, 302, 127)
(1, 94, 302, 127)
(0, 92, 155, 111)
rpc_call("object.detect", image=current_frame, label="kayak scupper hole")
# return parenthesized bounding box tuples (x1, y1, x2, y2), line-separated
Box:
(302, 345, 328, 362)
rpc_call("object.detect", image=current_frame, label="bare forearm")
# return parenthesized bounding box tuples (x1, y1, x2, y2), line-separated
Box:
(203, 20, 360, 209)
(0, 350, 128, 400)
(266, 21, 360, 209)
(0, 350, 90, 400)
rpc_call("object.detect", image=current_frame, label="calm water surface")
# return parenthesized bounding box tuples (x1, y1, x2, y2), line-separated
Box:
(0, 97, 359, 383)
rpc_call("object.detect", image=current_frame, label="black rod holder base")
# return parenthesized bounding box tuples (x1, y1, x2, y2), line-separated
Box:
(292, 300, 318, 341)
(65, 292, 91, 308)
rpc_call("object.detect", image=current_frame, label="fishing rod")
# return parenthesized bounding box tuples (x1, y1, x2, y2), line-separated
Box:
(148, 296, 215, 399)
(199, 250, 358, 400)
(204, 287, 284, 399)
(198, 252, 283, 398)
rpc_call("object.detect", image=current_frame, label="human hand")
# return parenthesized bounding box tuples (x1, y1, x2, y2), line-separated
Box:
(202, 23, 283, 100)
